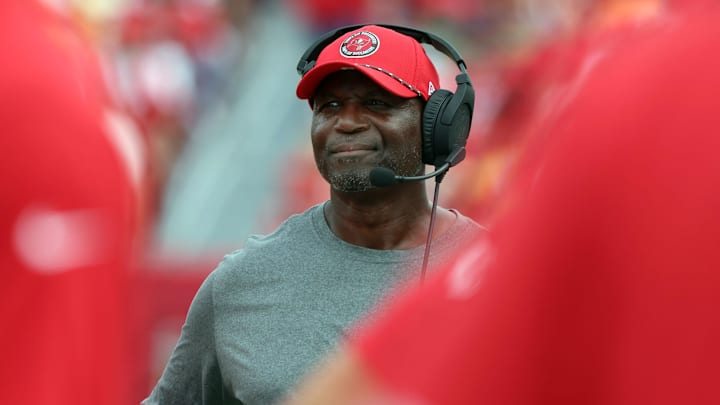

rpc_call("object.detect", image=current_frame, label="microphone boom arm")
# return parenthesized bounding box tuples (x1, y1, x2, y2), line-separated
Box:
(369, 146, 466, 187)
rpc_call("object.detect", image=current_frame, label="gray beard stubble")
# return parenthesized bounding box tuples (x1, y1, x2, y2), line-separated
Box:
(325, 143, 423, 192)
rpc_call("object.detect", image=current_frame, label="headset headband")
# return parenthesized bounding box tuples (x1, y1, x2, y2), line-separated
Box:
(296, 23, 469, 77)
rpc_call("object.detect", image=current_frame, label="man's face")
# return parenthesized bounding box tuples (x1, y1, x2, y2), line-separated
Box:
(310, 70, 424, 192)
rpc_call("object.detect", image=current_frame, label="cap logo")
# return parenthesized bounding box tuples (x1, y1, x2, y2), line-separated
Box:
(340, 31, 380, 58)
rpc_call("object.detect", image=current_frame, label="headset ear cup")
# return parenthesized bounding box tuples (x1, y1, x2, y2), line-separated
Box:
(422, 89, 453, 166)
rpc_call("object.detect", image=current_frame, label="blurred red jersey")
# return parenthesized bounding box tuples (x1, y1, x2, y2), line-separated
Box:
(0, 2, 137, 404)
(352, 8, 720, 405)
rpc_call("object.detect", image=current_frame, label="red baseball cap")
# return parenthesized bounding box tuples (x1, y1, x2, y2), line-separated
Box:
(296, 25, 440, 101)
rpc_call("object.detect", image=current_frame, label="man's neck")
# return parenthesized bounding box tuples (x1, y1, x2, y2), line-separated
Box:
(324, 185, 454, 250)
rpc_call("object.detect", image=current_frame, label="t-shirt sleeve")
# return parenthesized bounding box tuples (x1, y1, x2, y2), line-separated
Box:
(143, 271, 226, 404)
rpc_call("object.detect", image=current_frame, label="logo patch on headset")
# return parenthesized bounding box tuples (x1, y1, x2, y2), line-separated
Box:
(340, 31, 379, 58)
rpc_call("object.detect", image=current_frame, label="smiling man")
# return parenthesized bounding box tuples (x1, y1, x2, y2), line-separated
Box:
(143, 25, 484, 405)
(310, 71, 424, 194)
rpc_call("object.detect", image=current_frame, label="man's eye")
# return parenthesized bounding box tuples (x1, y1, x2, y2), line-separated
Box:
(314, 100, 340, 111)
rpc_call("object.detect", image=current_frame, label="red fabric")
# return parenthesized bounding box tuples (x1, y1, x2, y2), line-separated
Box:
(296, 25, 440, 101)
(353, 9, 720, 405)
(0, 2, 136, 404)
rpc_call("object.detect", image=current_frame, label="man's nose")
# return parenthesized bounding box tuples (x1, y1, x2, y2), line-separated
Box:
(334, 103, 370, 134)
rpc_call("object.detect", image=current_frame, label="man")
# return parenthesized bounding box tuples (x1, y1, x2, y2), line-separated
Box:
(0, 1, 139, 404)
(143, 25, 483, 404)
(281, 6, 720, 405)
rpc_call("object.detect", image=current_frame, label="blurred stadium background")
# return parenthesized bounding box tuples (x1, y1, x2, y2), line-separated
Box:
(18, 0, 674, 402)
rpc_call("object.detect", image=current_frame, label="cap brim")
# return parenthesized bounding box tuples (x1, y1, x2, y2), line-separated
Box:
(296, 61, 420, 101)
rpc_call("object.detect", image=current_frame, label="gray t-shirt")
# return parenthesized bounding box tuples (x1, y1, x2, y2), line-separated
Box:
(143, 203, 483, 404)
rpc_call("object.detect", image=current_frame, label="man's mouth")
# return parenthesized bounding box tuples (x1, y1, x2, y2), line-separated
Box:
(330, 144, 377, 158)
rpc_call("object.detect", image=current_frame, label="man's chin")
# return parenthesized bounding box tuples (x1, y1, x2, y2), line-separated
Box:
(330, 182, 373, 193)
(328, 172, 373, 193)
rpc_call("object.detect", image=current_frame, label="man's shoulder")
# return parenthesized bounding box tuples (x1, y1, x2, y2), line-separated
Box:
(450, 209, 487, 236)
(210, 204, 326, 281)
(222, 204, 324, 256)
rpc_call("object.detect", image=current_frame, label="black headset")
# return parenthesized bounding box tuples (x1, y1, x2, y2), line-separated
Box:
(297, 24, 475, 169)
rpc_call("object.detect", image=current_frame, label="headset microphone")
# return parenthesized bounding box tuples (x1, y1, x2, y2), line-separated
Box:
(369, 164, 449, 187)
(369, 146, 466, 188)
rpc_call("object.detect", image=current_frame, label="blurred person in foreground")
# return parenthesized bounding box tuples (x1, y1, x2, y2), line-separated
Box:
(0, 1, 139, 404)
(282, 6, 720, 405)
(143, 24, 484, 404)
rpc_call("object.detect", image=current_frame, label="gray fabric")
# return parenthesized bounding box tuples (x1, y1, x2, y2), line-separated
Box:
(143, 202, 483, 405)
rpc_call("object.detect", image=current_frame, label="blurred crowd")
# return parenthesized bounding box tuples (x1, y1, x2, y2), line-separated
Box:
(5, 0, 707, 403)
